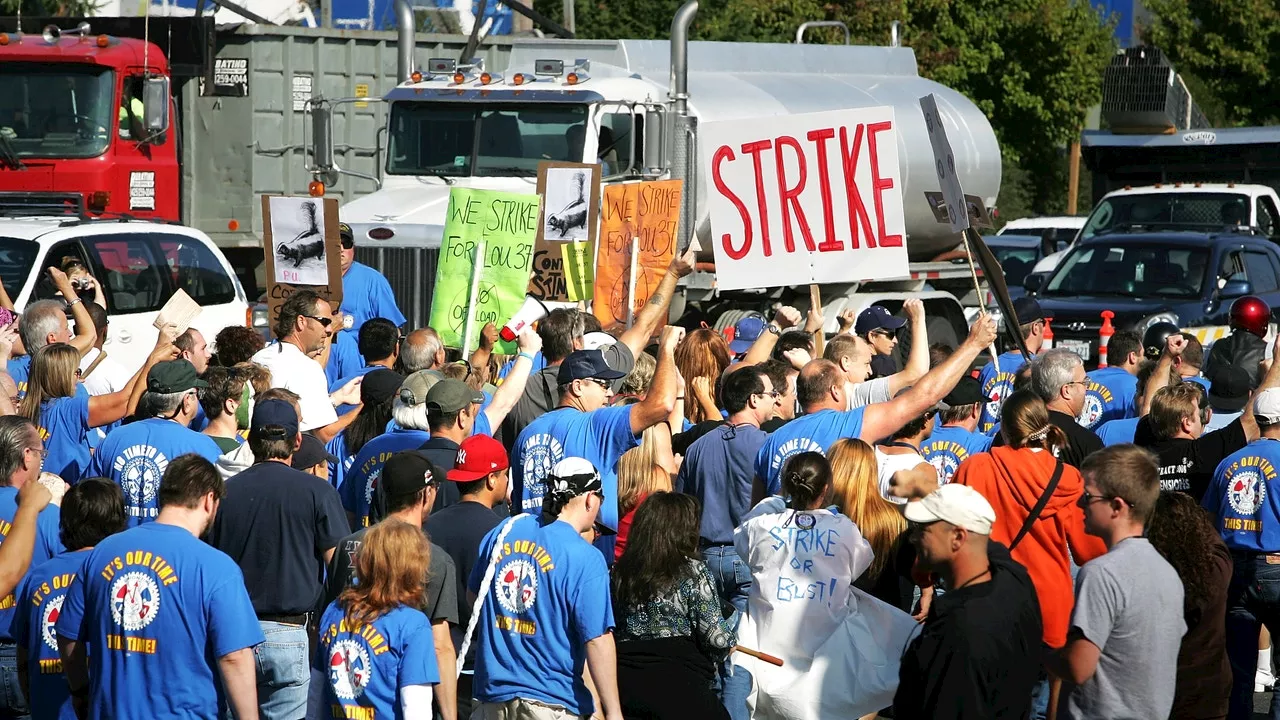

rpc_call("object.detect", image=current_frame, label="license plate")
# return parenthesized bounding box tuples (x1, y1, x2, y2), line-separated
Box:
(1057, 339, 1091, 360)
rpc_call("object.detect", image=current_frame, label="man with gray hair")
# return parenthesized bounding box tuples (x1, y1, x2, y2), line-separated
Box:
(401, 327, 446, 373)
(993, 348, 1102, 467)
(86, 359, 223, 525)
(12, 268, 96, 398)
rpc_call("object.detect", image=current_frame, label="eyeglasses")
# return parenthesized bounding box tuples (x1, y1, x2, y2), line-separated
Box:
(869, 329, 897, 339)
(586, 378, 611, 390)
(1064, 380, 1088, 390)
(754, 389, 782, 400)
(303, 315, 333, 328)
(26, 447, 48, 467)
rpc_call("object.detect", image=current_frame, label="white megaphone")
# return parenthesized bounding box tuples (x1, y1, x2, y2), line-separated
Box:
(501, 295, 550, 342)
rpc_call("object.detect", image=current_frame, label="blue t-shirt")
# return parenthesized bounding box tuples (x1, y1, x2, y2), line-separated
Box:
(10, 355, 30, 398)
(11, 549, 91, 720)
(469, 516, 614, 715)
(754, 408, 866, 495)
(1077, 366, 1138, 430)
(676, 423, 768, 545)
(921, 425, 993, 484)
(326, 433, 358, 494)
(976, 351, 1031, 434)
(39, 395, 92, 485)
(512, 407, 638, 536)
(1096, 417, 1140, 446)
(187, 404, 207, 433)
(325, 331, 364, 388)
(329, 365, 382, 416)
(315, 602, 438, 720)
(340, 429, 430, 528)
(87, 419, 223, 526)
(55, 522, 264, 720)
(339, 261, 406, 336)
(1204, 439, 1280, 552)
(1187, 374, 1211, 391)
(0, 486, 63, 643)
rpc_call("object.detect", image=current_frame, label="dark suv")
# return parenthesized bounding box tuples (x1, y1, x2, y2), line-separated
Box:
(1024, 231, 1280, 365)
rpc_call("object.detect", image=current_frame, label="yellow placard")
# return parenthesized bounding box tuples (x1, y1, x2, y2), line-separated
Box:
(561, 241, 595, 302)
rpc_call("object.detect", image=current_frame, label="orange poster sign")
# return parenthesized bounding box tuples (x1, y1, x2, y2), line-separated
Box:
(593, 180, 682, 330)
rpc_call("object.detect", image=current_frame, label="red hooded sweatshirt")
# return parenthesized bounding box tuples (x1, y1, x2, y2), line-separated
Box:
(953, 446, 1106, 647)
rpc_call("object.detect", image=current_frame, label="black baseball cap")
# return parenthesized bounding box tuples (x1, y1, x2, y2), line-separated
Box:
(291, 433, 337, 470)
(1013, 297, 1049, 325)
(146, 360, 207, 394)
(250, 399, 299, 440)
(939, 376, 985, 409)
(339, 222, 354, 248)
(380, 451, 440, 501)
(855, 305, 906, 336)
(557, 349, 626, 384)
(361, 369, 404, 405)
(1209, 366, 1251, 413)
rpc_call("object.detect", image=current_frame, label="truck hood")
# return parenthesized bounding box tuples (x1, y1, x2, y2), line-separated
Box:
(338, 176, 538, 248)
(1036, 294, 1201, 332)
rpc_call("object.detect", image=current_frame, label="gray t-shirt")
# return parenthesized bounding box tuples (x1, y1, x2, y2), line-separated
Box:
(1064, 537, 1185, 720)
(848, 376, 892, 409)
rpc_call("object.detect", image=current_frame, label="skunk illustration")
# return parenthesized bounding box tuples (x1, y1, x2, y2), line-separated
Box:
(293, 201, 321, 243)
(547, 172, 588, 238)
(277, 238, 326, 268)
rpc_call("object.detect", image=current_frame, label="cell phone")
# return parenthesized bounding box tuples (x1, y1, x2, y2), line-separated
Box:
(0, 307, 14, 327)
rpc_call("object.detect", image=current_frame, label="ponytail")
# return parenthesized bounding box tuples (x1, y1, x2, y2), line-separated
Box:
(781, 451, 832, 510)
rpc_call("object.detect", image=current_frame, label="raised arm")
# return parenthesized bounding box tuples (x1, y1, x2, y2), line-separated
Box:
(886, 299, 929, 395)
(615, 249, 695, 359)
(88, 330, 178, 427)
(48, 268, 96, 358)
(860, 315, 997, 443)
(483, 328, 541, 430)
(0, 482, 51, 597)
(631, 326, 683, 435)
(1142, 334, 1184, 417)
(1240, 333, 1280, 442)
(736, 306, 799, 369)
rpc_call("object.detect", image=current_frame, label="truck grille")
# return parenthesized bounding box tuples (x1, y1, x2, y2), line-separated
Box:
(354, 246, 439, 331)
(0, 192, 83, 216)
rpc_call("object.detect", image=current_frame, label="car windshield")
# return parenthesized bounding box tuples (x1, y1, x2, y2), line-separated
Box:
(386, 102, 588, 177)
(1044, 243, 1209, 299)
(1081, 192, 1250, 239)
(0, 63, 116, 159)
(0, 237, 38, 293)
(988, 244, 1039, 288)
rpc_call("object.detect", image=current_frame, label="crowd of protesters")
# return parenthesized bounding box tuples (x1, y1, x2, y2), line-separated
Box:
(0, 222, 1279, 720)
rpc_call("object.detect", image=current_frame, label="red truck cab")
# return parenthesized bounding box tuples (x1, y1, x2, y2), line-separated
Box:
(0, 26, 178, 220)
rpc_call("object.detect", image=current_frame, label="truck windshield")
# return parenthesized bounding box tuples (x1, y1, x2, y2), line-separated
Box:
(0, 63, 115, 159)
(1081, 192, 1250, 239)
(386, 102, 588, 178)
(1044, 243, 1209, 299)
(0, 237, 37, 293)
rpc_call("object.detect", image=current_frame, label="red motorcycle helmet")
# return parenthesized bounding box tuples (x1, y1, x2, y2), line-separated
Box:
(1229, 295, 1271, 339)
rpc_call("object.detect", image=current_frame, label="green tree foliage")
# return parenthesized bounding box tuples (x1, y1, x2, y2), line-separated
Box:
(0, 0, 102, 15)
(1143, 0, 1280, 125)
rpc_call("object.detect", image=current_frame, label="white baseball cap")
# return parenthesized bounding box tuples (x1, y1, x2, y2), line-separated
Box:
(904, 484, 997, 535)
(1256, 387, 1280, 426)
(582, 331, 616, 352)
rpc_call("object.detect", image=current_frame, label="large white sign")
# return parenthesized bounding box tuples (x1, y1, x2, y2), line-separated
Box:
(701, 108, 909, 291)
(919, 94, 969, 233)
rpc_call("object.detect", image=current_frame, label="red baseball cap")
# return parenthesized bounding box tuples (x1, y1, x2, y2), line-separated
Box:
(447, 435, 510, 482)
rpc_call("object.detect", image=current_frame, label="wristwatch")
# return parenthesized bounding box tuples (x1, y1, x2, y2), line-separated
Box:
(766, 323, 782, 336)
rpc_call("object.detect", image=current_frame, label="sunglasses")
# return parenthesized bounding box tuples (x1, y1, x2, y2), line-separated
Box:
(303, 315, 333, 328)
(907, 519, 939, 534)
(586, 378, 611, 390)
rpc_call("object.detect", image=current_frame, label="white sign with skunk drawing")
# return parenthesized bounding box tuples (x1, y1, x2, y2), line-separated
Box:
(269, 196, 330, 286)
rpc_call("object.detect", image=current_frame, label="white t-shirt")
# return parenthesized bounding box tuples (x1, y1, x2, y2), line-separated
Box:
(250, 341, 337, 431)
(874, 447, 930, 505)
(78, 347, 131, 396)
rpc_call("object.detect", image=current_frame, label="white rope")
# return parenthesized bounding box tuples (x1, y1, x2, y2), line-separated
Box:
(455, 512, 530, 677)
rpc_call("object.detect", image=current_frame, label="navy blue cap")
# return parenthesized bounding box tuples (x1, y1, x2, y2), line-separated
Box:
(729, 314, 767, 354)
(557, 349, 626, 384)
(855, 305, 907, 336)
(1013, 297, 1049, 325)
(249, 399, 299, 440)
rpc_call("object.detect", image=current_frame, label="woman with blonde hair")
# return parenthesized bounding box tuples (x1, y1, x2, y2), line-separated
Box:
(19, 333, 174, 484)
(317, 518, 439, 718)
(675, 328, 732, 424)
(828, 438, 919, 613)
(615, 428, 675, 560)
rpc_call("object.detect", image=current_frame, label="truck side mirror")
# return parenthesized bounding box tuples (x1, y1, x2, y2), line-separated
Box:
(311, 98, 335, 175)
(1023, 272, 1047, 295)
(1220, 279, 1252, 298)
(643, 112, 665, 174)
(142, 77, 169, 133)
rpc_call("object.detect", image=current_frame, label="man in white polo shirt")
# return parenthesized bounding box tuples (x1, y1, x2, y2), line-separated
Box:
(252, 290, 362, 442)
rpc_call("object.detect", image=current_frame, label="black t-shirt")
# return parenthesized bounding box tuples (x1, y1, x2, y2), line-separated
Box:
(870, 353, 898, 379)
(418, 436, 463, 512)
(1135, 416, 1248, 501)
(324, 526, 459, 626)
(991, 410, 1103, 469)
(759, 417, 791, 434)
(210, 461, 350, 615)
(672, 420, 726, 456)
(1171, 537, 1232, 719)
(424, 499, 503, 668)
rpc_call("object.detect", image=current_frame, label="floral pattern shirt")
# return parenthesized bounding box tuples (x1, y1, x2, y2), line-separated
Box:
(616, 558, 738, 663)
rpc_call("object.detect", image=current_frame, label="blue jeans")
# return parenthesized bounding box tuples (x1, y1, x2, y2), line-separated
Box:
(702, 545, 752, 720)
(247, 621, 310, 720)
(1226, 553, 1280, 720)
(0, 643, 27, 720)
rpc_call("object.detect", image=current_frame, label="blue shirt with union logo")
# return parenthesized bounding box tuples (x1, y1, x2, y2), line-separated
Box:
(11, 549, 91, 720)
(0, 487, 63, 643)
(469, 516, 613, 715)
(1203, 439, 1280, 552)
(1077, 366, 1138, 430)
(976, 351, 1031, 434)
(339, 428, 430, 528)
(87, 419, 223, 527)
(755, 408, 866, 495)
(55, 522, 264, 720)
(921, 425, 993, 484)
(315, 602, 439, 720)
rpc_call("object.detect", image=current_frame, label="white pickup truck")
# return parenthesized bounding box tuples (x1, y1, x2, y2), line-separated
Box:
(1032, 183, 1280, 273)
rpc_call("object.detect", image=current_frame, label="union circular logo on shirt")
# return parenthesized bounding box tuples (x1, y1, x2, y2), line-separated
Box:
(984, 377, 1012, 419)
(1078, 393, 1104, 429)
(115, 445, 168, 512)
(41, 595, 64, 651)
(520, 433, 564, 500)
(328, 639, 373, 700)
(365, 469, 381, 505)
(495, 558, 539, 616)
(110, 571, 161, 631)
(1228, 469, 1267, 517)
(929, 454, 960, 484)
